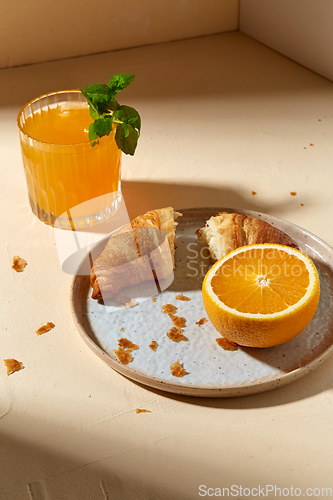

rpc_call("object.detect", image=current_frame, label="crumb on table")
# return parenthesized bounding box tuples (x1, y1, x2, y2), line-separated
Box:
(251, 191, 257, 196)
(36, 322, 55, 336)
(195, 318, 208, 326)
(167, 326, 187, 342)
(113, 346, 133, 365)
(216, 337, 238, 351)
(290, 192, 297, 196)
(135, 408, 151, 414)
(175, 294, 191, 301)
(161, 304, 177, 314)
(12, 256, 27, 272)
(149, 340, 158, 351)
(3, 358, 24, 375)
(170, 359, 186, 377)
(152, 298, 157, 303)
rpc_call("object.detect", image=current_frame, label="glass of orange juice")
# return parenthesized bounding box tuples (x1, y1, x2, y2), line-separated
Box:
(17, 90, 122, 229)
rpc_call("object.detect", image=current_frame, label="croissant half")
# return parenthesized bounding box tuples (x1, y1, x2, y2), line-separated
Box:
(196, 212, 298, 261)
(90, 207, 182, 300)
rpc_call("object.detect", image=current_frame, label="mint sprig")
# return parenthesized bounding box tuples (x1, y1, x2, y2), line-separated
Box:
(80, 73, 140, 155)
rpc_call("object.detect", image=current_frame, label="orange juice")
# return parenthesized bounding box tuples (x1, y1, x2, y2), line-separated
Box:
(24, 103, 92, 144)
(17, 91, 121, 228)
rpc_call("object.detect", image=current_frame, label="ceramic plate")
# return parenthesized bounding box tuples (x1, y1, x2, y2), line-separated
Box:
(70, 207, 333, 397)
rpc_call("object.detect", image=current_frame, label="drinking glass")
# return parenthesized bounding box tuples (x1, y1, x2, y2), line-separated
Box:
(17, 90, 122, 229)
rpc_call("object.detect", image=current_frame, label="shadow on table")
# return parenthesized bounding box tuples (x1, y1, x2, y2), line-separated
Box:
(0, 427, 219, 500)
(123, 356, 333, 409)
(121, 179, 308, 221)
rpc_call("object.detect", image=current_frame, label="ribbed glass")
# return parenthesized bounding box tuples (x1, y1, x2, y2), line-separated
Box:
(17, 90, 121, 229)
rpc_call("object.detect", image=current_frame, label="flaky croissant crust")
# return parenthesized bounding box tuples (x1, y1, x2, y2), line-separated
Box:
(90, 207, 181, 300)
(196, 212, 298, 261)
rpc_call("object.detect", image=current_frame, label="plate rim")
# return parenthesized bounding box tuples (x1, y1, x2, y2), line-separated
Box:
(70, 206, 333, 397)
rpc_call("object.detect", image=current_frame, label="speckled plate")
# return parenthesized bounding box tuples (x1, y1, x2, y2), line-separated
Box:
(70, 207, 333, 397)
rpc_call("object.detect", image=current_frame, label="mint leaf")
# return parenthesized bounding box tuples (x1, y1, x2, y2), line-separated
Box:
(114, 105, 141, 132)
(88, 123, 99, 147)
(79, 73, 140, 154)
(115, 123, 138, 156)
(109, 74, 135, 94)
(88, 115, 114, 146)
(93, 115, 114, 136)
(83, 83, 111, 94)
(81, 84, 115, 116)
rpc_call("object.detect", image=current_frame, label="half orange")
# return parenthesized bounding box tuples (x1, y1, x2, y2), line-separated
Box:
(202, 244, 320, 348)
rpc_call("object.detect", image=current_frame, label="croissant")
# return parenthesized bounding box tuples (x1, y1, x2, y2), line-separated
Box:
(90, 207, 182, 300)
(196, 212, 298, 261)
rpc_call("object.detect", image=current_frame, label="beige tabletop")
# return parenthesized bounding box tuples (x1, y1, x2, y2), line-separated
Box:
(1, 32, 333, 499)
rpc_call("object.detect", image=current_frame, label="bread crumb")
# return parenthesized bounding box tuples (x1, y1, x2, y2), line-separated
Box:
(175, 294, 191, 301)
(36, 322, 55, 335)
(161, 304, 177, 314)
(170, 359, 186, 377)
(118, 338, 138, 350)
(135, 408, 151, 414)
(113, 346, 133, 364)
(149, 340, 158, 351)
(301, 203, 304, 207)
(310, 143, 314, 146)
(304, 147, 306, 149)
(12, 256, 27, 272)
(116, 296, 138, 308)
(251, 191, 257, 196)
(152, 298, 157, 303)
(3, 358, 24, 375)
(167, 326, 187, 342)
(168, 314, 186, 328)
(216, 337, 238, 351)
(290, 192, 297, 196)
(196, 317, 208, 326)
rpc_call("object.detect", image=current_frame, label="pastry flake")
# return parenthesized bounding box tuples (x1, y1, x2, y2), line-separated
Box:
(135, 408, 151, 414)
(167, 326, 187, 342)
(36, 322, 55, 336)
(113, 346, 133, 365)
(4, 358, 24, 375)
(118, 338, 139, 350)
(168, 314, 186, 328)
(149, 340, 158, 351)
(12, 256, 27, 272)
(175, 294, 191, 301)
(161, 304, 177, 314)
(170, 359, 186, 377)
(116, 296, 138, 308)
(216, 337, 238, 351)
(196, 318, 208, 326)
